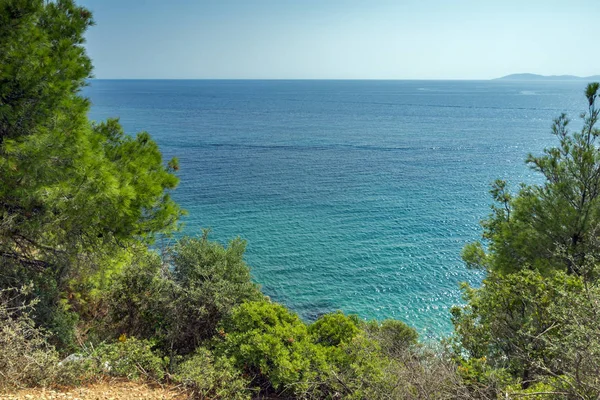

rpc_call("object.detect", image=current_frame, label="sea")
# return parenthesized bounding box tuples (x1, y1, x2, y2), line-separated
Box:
(83, 79, 587, 338)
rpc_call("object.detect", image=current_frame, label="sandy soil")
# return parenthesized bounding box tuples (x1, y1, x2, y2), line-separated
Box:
(0, 381, 188, 400)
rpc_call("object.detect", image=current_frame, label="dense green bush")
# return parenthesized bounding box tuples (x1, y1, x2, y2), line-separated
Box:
(168, 234, 264, 354)
(104, 234, 263, 356)
(308, 334, 397, 400)
(93, 337, 167, 381)
(105, 248, 173, 343)
(309, 311, 360, 347)
(365, 319, 418, 357)
(450, 263, 600, 398)
(216, 301, 320, 394)
(174, 347, 251, 400)
(452, 84, 600, 398)
(451, 270, 579, 378)
(213, 302, 433, 399)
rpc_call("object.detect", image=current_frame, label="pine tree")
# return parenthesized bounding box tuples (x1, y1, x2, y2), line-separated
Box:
(0, 0, 183, 344)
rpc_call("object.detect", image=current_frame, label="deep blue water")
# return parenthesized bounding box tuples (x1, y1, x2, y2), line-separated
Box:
(83, 80, 586, 338)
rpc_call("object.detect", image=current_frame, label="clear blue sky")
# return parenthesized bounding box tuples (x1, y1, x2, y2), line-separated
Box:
(79, 0, 599, 80)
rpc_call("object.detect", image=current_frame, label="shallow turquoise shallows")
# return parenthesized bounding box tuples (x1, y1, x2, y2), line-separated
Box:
(84, 79, 586, 339)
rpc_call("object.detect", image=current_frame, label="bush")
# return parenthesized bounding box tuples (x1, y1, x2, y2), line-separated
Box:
(309, 311, 360, 347)
(215, 303, 418, 399)
(105, 249, 173, 344)
(105, 234, 263, 356)
(216, 301, 320, 394)
(169, 234, 263, 354)
(93, 336, 167, 381)
(54, 353, 102, 387)
(365, 319, 419, 357)
(0, 286, 60, 389)
(306, 334, 395, 400)
(174, 347, 250, 400)
(451, 270, 582, 385)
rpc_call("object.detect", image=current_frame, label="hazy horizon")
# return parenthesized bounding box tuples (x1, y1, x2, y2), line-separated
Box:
(86, 75, 600, 81)
(79, 0, 599, 80)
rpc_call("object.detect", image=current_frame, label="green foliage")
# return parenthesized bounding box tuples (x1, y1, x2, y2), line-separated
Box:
(0, 0, 93, 142)
(464, 83, 600, 278)
(105, 234, 262, 356)
(0, 285, 60, 389)
(47, 303, 80, 351)
(216, 301, 319, 393)
(365, 319, 418, 357)
(454, 356, 512, 398)
(51, 336, 170, 385)
(460, 242, 487, 270)
(93, 337, 167, 381)
(214, 302, 427, 399)
(307, 334, 397, 400)
(504, 381, 559, 400)
(454, 82, 600, 398)
(535, 277, 600, 398)
(452, 270, 582, 385)
(309, 311, 360, 347)
(0, 0, 182, 346)
(105, 248, 173, 343)
(174, 347, 251, 400)
(168, 233, 263, 354)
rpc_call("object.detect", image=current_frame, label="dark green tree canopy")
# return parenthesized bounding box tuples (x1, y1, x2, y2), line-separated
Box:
(0, 0, 183, 336)
(454, 84, 600, 394)
(0, 0, 93, 142)
(463, 83, 600, 279)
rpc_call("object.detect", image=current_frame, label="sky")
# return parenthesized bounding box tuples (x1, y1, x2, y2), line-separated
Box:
(79, 0, 600, 80)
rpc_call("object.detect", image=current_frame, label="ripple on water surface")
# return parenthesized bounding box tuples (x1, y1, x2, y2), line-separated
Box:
(84, 80, 585, 337)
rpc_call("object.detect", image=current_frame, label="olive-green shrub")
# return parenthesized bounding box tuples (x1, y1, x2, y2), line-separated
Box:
(93, 337, 167, 381)
(174, 347, 251, 400)
(0, 286, 59, 389)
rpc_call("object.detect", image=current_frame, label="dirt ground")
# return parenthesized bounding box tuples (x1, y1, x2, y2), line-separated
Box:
(0, 381, 189, 400)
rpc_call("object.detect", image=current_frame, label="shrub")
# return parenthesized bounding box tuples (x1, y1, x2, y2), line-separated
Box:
(0, 286, 59, 389)
(174, 347, 250, 400)
(93, 336, 167, 381)
(105, 234, 263, 356)
(309, 311, 360, 347)
(451, 270, 583, 386)
(105, 249, 173, 344)
(216, 303, 432, 399)
(169, 234, 263, 354)
(216, 301, 320, 394)
(306, 334, 395, 400)
(365, 319, 419, 357)
(54, 353, 102, 387)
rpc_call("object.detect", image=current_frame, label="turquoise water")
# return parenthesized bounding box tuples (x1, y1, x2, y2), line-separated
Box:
(84, 80, 585, 338)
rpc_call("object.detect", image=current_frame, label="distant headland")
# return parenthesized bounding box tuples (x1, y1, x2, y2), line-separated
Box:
(495, 73, 600, 81)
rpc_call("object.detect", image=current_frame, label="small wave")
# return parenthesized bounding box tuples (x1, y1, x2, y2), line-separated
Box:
(278, 97, 561, 112)
(187, 141, 484, 153)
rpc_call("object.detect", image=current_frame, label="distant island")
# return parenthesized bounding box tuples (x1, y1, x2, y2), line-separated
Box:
(495, 73, 600, 81)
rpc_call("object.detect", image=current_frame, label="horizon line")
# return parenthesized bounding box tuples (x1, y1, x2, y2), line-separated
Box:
(88, 77, 496, 81)
(87, 76, 599, 82)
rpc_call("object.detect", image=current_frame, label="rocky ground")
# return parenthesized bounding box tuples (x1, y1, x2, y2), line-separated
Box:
(0, 381, 188, 400)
